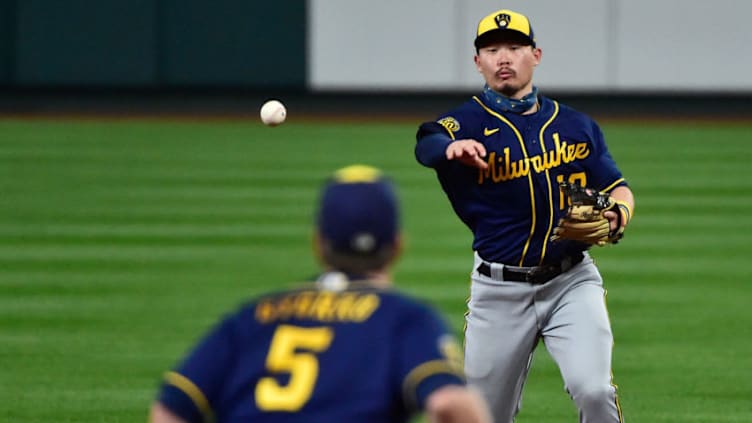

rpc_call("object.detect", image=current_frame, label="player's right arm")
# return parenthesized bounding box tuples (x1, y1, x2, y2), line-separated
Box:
(415, 121, 487, 169)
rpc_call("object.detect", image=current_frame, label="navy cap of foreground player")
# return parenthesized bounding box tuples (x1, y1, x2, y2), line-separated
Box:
(317, 165, 399, 257)
(474, 9, 536, 49)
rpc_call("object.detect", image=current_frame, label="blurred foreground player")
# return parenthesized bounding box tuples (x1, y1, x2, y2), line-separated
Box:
(149, 164, 492, 423)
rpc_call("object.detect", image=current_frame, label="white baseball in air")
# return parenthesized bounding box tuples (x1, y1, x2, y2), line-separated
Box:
(259, 100, 287, 126)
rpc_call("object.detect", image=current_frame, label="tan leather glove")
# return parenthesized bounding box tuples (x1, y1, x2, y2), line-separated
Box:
(551, 183, 627, 246)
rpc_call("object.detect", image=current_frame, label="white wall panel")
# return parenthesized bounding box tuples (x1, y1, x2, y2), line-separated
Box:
(309, 0, 459, 90)
(309, 0, 752, 92)
(616, 0, 752, 91)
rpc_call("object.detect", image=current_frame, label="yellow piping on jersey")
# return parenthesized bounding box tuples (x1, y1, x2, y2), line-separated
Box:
(537, 101, 560, 264)
(602, 178, 625, 193)
(473, 96, 536, 266)
(402, 360, 465, 411)
(164, 371, 213, 419)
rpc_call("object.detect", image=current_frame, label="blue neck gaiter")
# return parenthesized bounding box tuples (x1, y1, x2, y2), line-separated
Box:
(481, 85, 539, 114)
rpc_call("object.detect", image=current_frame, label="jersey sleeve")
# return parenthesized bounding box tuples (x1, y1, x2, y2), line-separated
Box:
(394, 303, 466, 412)
(415, 105, 480, 168)
(584, 119, 628, 192)
(415, 121, 454, 168)
(155, 313, 239, 422)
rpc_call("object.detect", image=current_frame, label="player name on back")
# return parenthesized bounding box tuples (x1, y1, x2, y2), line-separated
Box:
(255, 290, 380, 323)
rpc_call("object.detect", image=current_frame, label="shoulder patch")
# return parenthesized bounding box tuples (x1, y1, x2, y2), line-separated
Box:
(437, 117, 460, 133)
(439, 334, 464, 373)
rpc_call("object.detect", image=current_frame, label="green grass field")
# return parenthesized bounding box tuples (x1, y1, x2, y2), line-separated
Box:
(1, 117, 751, 422)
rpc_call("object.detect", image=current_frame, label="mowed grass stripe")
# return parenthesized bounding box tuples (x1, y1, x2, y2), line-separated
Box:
(1, 119, 751, 422)
(0, 222, 309, 237)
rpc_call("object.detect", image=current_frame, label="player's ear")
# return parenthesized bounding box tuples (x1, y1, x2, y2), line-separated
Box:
(474, 54, 482, 72)
(388, 233, 404, 266)
(312, 231, 326, 266)
(533, 47, 542, 65)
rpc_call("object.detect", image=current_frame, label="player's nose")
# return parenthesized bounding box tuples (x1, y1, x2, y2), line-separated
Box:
(496, 51, 511, 65)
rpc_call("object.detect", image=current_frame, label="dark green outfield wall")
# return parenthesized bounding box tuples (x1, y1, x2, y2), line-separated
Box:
(0, 0, 306, 88)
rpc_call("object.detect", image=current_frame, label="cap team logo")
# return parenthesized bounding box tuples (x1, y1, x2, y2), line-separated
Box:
(351, 232, 376, 253)
(495, 13, 511, 28)
(437, 117, 460, 133)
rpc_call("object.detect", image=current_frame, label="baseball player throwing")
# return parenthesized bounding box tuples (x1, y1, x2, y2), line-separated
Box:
(415, 8, 634, 423)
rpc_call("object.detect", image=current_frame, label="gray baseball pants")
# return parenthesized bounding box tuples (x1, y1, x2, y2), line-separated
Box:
(464, 252, 623, 422)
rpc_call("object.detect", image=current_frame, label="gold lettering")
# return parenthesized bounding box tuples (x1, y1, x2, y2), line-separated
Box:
(547, 135, 560, 168)
(255, 291, 381, 323)
(575, 143, 590, 159)
(503, 148, 512, 181)
(511, 157, 529, 179)
(350, 295, 380, 322)
(276, 296, 296, 320)
(256, 301, 276, 323)
(473, 132, 591, 186)
(542, 149, 557, 170)
(333, 293, 357, 321)
(311, 292, 336, 321)
(479, 152, 495, 184)
(293, 292, 316, 319)
(567, 144, 576, 160)
(530, 155, 543, 173)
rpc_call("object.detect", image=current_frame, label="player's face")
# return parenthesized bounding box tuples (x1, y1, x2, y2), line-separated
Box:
(475, 42, 541, 98)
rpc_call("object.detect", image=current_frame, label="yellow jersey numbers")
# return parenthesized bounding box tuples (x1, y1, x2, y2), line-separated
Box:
(255, 325, 334, 412)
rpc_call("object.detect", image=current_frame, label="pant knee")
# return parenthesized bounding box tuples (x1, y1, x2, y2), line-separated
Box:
(569, 382, 616, 408)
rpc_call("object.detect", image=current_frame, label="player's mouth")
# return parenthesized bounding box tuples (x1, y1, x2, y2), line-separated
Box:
(497, 68, 515, 79)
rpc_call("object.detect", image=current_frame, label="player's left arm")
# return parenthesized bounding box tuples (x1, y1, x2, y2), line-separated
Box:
(395, 305, 467, 413)
(400, 317, 491, 423)
(604, 185, 634, 235)
(152, 314, 238, 423)
(584, 119, 635, 236)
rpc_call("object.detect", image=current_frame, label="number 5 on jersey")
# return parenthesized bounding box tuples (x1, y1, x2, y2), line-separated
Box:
(255, 325, 334, 411)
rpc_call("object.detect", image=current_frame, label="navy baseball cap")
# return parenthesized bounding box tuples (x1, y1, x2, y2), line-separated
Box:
(317, 165, 399, 256)
(474, 9, 536, 49)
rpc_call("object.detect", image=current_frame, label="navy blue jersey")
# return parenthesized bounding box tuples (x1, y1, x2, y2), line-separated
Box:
(416, 94, 627, 266)
(155, 279, 464, 423)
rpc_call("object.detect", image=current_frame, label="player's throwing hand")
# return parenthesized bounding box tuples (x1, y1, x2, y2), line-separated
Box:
(446, 139, 488, 169)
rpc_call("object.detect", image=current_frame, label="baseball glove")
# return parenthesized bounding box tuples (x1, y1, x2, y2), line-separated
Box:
(551, 182, 626, 246)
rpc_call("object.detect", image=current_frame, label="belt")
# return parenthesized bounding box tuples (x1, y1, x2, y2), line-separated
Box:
(476, 252, 584, 285)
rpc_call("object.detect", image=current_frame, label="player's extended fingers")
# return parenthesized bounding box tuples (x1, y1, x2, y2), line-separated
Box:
(447, 140, 487, 169)
(472, 154, 489, 169)
(470, 143, 488, 169)
(446, 143, 463, 160)
(472, 142, 487, 158)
